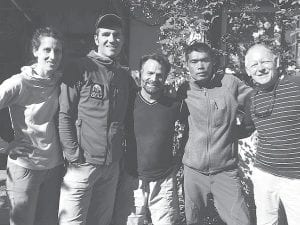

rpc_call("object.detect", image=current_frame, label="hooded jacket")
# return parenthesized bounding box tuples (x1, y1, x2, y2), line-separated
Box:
(59, 51, 130, 165)
(0, 65, 63, 170)
(178, 73, 253, 174)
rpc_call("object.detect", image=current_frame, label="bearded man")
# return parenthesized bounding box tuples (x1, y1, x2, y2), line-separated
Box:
(112, 53, 186, 225)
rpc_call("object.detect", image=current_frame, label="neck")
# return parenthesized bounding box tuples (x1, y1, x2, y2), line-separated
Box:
(257, 76, 281, 92)
(140, 89, 162, 103)
(192, 74, 215, 88)
(34, 65, 51, 78)
(95, 51, 114, 62)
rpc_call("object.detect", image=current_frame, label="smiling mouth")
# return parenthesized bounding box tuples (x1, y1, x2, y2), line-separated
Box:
(255, 73, 269, 77)
(107, 45, 118, 49)
(47, 61, 57, 65)
(146, 82, 161, 87)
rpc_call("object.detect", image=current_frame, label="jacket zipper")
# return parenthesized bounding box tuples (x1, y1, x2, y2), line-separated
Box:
(104, 83, 117, 165)
(204, 88, 211, 173)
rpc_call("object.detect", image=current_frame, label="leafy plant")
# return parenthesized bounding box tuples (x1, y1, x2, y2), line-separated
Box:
(126, 0, 299, 82)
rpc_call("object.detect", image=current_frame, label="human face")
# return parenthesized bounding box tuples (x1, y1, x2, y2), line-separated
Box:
(186, 51, 213, 84)
(245, 46, 278, 90)
(94, 27, 124, 59)
(33, 36, 62, 76)
(140, 59, 167, 96)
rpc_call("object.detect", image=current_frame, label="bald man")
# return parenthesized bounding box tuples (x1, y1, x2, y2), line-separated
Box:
(245, 44, 300, 225)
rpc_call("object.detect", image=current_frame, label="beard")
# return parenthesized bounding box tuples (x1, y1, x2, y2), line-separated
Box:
(142, 81, 163, 95)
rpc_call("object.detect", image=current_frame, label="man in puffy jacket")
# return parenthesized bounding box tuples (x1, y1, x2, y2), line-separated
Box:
(178, 42, 253, 225)
(58, 14, 130, 225)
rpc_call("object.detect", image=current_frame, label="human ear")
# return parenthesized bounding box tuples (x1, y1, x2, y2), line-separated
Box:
(33, 49, 38, 58)
(275, 56, 280, 68)
(245, 66, 251, 77)
(94, 34, 99, 46)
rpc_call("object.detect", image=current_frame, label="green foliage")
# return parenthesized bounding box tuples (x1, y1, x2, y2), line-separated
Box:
(126, 0, 299, 82)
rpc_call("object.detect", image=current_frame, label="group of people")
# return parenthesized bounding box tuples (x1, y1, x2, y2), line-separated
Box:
(0, 12, 299, 225)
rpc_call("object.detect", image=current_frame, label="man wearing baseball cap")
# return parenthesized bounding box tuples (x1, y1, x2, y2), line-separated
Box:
(58, 13, 130, 225)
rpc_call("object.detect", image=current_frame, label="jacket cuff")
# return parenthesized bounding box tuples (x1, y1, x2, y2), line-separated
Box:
(63, 147, 83, 163)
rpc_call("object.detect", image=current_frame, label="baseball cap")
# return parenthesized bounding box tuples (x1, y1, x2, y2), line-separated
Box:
(95, 13, 123, 30)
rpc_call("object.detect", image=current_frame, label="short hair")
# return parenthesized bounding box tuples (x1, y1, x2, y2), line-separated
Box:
(245, 44, 276, 67)
(31, 26, 63, 52)
(184, 42, 214, 61)
(139, 53, 171, 75)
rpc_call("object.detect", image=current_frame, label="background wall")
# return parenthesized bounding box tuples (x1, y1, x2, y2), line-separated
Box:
(128, 18, 161, 70)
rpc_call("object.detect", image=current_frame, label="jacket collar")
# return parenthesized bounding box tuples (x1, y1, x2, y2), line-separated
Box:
(190, 73, 224, 90)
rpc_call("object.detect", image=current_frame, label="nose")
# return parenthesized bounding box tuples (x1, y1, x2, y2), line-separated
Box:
(256, 62, 268, 73)
(49, 50, 55, 59)
(257, 62, 263, 69)
(197, 62, 205, 70)
(149, 74, 160, 82)
(108, 33, 115, 42)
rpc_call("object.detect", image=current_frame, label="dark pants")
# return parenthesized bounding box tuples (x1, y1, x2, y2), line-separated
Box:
(184, 165, 250, 225)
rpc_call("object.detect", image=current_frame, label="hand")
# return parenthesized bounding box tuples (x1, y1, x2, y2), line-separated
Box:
(68, 157, 85, 167)
(0, 137, 9, 154)
(236, 109, 246, 125)
(9, 146, 32, 159)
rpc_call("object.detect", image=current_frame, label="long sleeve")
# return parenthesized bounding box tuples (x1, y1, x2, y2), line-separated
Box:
(236, 77, 253, 106)
(58, 68, 82, 163)
(123, 87, 138, 177)
(235, 78, 255, 139)
(0, 75, 22, 109)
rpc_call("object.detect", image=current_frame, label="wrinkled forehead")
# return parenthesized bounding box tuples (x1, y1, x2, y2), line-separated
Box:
(245, 46, 275, 65)
(142, 59, 165, 74)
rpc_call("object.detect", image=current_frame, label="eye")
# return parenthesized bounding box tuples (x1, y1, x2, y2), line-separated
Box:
(201, 58, 210, 63)
(44, 48, 51, 53)
(156, 74, 163, 79)
(250, 63, 258, 68)
(54, 48, 62, 54)
(101, 32, 111, 37)
(113, 32, 121, 39)
(261, 60, 273, 66)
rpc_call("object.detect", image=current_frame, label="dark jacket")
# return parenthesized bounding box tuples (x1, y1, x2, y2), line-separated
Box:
(59, 51, 130, 165)
(178, 73, 254, 174)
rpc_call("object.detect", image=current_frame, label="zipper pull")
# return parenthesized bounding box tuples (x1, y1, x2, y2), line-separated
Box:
(214, 101, 218, 109)
(76, 119, 82, 127)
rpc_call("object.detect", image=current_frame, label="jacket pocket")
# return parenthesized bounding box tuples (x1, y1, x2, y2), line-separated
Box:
(213, 99, 227, 127)
(77, 118, 107, 159)
(7, 161, 31, 181)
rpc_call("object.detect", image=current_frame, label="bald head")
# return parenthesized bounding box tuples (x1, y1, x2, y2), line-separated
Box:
(245, 44, 279, 90)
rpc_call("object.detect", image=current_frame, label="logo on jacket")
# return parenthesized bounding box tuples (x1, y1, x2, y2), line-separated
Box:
(90, 83, 104, 99)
